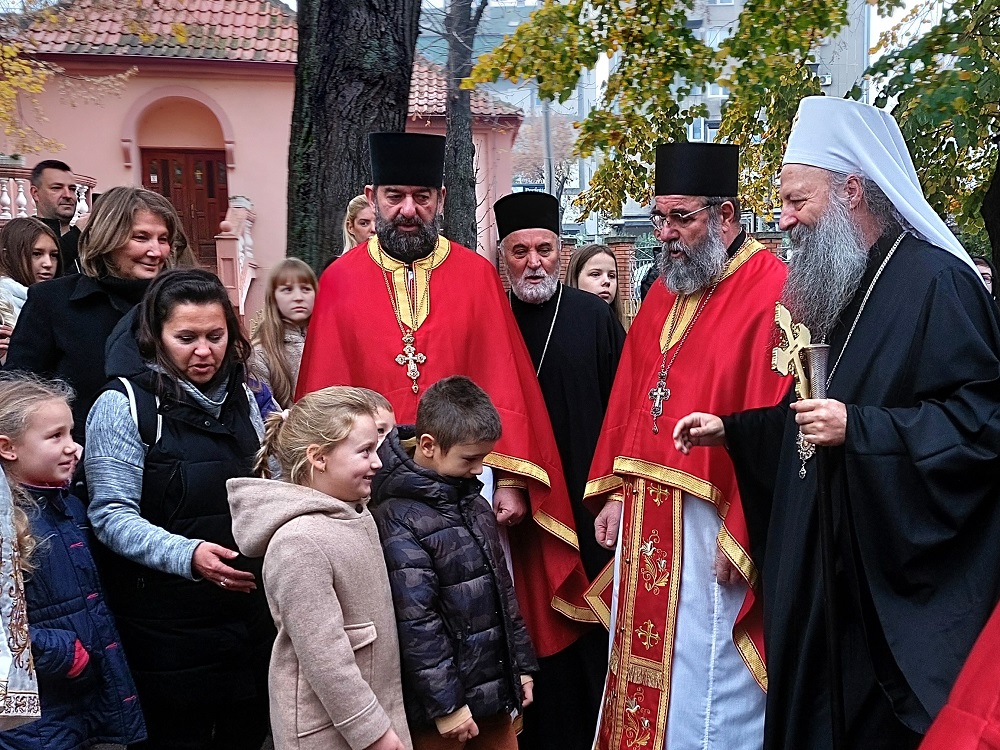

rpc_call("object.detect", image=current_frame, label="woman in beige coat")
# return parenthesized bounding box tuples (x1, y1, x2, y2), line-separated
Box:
(228, 386, 411, 750)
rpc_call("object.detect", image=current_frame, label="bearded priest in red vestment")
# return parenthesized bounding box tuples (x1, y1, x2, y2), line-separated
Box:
(585, 143, 789, 750)
(296, 132, 593, 658)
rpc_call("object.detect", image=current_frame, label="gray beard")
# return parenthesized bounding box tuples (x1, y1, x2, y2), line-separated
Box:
(781, 196, 869, 341)
(510, 269, 559, 304)
(376, 212, 441, 263)
(657, 217, 728, 295)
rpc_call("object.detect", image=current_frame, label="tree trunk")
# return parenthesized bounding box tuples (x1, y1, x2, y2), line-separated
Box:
(287, 0, 420, 270)
(442, 0, 486, 251)
(981, 151, 1000, 258)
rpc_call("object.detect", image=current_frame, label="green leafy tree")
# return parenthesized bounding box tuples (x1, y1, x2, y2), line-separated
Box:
(864, 0, 1000, 255)
(471, 0, 875, 218)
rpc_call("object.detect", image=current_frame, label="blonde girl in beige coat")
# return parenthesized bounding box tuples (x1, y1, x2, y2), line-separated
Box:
(228, 386, 412, 750)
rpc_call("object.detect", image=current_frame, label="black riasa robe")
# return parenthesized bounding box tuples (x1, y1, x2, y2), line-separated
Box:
(723, 233, 1000, 750)
(510, 283, 626, 579)
(510, 282, 625, 750)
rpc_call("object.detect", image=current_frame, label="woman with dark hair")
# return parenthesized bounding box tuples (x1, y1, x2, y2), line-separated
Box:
(972, 255, 997, 304)
(565, 244, 629, 329)
(85, 269, 273, 750)
(0, 217, 61, 362)
(4, 186, 178, 445)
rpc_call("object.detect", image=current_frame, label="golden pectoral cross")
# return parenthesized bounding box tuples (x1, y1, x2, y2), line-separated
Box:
(395, 332, 427, 394)
(771, 303, 813, 401)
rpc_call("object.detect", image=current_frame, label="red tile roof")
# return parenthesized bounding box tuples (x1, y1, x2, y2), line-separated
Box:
(28, 0, 298, 63)
(409, 57, 520, 119)
(26, 0, 521, 118)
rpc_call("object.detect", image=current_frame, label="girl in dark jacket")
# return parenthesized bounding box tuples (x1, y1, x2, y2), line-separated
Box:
(0, 373, 145, 749)
(85, 269, 274, 750)
(371, 376, 538, 750)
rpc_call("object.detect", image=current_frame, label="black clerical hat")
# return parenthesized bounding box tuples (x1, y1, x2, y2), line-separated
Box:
(655, 143, 739, 197)
(494, 191, 561, 242)
(369, 133, 446, 187)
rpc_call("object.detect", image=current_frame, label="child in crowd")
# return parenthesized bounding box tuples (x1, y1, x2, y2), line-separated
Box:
(250, 258, 317, 409)
(371, 375, 537, 750)
(227, 386, 411, 750)
(361, 388, 396, 448)
(0, 374, 145, 749)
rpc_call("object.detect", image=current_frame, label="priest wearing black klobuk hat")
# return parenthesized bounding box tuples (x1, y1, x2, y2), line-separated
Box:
(296, 133, 597, 665)
(494, 190, 626, 750)
(583, 142, 790, 750)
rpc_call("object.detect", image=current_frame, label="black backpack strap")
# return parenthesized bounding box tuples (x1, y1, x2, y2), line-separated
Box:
(106, 377, 161, 451)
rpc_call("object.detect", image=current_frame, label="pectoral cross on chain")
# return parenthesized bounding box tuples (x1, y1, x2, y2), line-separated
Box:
(395, 332, 427, 394)
(771, 303, 817, 478)
(648, 373, 670, 434)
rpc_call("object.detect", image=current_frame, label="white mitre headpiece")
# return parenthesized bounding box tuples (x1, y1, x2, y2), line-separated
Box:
(783, 96, 975, 271)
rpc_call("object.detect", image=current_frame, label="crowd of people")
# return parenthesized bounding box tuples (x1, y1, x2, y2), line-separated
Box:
(0, 95, 998, 750)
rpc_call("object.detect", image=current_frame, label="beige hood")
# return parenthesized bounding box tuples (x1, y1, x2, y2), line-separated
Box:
(227, 477, 369, 557)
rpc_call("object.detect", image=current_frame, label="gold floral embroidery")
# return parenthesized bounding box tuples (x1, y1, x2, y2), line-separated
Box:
(635, 619, 661, 650)
(647, 484, 669, 507)
(5, 534, 32, 674)
(639, 530, 670, 594)
(624, 688, 652, 748)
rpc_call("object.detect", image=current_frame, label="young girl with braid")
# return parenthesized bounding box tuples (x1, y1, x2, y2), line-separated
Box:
(227, 386, 411, 750)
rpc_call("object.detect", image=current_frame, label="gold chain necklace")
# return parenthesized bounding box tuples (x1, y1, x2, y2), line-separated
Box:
(377, 244, 435, 394)
(649, 282, 719, 434)
(509, 285, 563, 377)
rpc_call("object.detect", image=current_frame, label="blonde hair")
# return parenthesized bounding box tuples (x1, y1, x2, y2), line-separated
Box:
(255, 386, 376, 484)
(250, 258, 318, 408)
(359, 388, 393, 413)
(565, 244, 628, 329)
(79, 186, 181, 278)
(342, 195, 371, 254)
(0, 374, 76, 571)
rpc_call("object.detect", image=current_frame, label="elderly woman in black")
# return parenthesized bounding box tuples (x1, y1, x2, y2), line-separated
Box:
(85, 269, 273, 750)
(4, 186, 178, 445)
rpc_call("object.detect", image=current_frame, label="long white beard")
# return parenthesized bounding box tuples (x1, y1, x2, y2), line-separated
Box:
(511, 269, 559, 304)
(657, 217, 728, 295)
(781, 196, 869, 341)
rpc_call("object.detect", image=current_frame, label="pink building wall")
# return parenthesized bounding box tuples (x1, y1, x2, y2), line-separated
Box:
(9, 58, 518, 315)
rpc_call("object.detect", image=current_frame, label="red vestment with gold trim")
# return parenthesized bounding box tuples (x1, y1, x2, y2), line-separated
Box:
(584, 240, 789, 749)
(296, 237, 593, 657)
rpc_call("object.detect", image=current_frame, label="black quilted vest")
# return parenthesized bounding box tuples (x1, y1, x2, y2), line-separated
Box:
(100, 371, 273, 707)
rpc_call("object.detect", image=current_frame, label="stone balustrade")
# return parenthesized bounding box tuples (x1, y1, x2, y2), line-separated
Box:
(215, 196, 257, 320)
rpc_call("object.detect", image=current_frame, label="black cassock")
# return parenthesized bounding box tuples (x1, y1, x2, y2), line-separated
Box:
(510, 283, 625, 750)
(724, 233, 1000, 750)
(510, 283, 626, 578)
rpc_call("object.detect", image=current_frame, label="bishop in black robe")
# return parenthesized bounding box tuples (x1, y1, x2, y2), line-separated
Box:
(510, 281, 626, 750)
(722, 232, 1000, 749)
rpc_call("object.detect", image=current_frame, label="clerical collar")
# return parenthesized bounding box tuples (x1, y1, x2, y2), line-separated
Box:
(368, 236, 450, 272)
(727, 229, 747, 258)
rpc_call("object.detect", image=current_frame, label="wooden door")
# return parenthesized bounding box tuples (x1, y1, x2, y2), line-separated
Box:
(141, 149, 229, 274)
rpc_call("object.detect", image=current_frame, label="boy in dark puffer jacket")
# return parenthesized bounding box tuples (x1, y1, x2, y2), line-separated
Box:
(371, 376, 538, 750)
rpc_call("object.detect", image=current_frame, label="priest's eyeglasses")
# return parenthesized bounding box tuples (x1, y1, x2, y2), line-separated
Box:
(650, 204, 712, 231)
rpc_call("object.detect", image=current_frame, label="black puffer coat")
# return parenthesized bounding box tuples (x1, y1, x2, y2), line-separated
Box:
(371, 427, 538, 728)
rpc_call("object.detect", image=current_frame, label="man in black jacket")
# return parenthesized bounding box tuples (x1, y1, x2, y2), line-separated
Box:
(30, 159, 82, 275)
